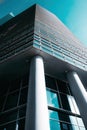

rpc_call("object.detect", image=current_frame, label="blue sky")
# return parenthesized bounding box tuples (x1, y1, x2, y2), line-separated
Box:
(0, 0, 87, 46)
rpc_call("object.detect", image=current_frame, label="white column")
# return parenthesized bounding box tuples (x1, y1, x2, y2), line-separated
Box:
(67, 71, 87, 128)
(25, 56, 50, 130)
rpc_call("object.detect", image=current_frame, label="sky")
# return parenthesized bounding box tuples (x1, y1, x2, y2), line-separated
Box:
(0, 0, 87, 46)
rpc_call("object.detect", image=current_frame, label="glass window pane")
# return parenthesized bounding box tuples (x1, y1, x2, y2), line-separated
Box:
(60, 93, 79, 114)
(22, 76, 28, 87)
(18, 119, 25, 130)
(0, 122, 16, 130)
(61, 123, 68, 130)
(69, 124, 79, 130)
(19, 87, 28, 105)
(68, 124, 73, 130)
(46, 75, 57, 90)
(19, 106, 26, 118)
(49, 110, 59, 120)
(71, 96, 80, 115)
(0, 95, 5, 112)
(49, 120, 61, 130)
(67, 95, 80, 114)
(57, 80, 69, 94)
(69, 115, 78, 125)
(59, 112, 70, 123)
(67, 95, 76, 113)
(4, 91, 19, 110)
(76, 117, 85, 127)
(0, 82, 9, 96)
(0, 110, 17, 125)
(71, 125, 79, 130)
(10, 79, 20, 92)
(59, 111, 79, 125)
(79, 127, 86, 130)
(46, 89, 59, 108)
(60, 93, 72, 111)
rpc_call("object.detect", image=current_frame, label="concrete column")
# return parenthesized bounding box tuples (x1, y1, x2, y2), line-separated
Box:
(67, 71, 87, 128)
(25, 55, 50, 130)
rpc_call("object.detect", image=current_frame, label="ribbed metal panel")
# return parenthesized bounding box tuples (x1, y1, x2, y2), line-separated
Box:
(34, 5, 87, 71)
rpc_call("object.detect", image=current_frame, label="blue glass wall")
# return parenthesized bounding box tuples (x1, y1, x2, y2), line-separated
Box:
(0, 76, 28, 130)
(45, 75, 86, 130)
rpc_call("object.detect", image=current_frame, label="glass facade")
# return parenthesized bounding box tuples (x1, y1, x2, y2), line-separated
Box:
(45, 75, 86, 130)
(0, 68, 86, 130)
(0, 76, 28, 130)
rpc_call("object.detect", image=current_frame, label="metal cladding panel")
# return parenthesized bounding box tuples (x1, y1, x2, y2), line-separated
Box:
(34, 5, 87, 71)
(35, 5, 85, 47)
(0, 5, 36, 62)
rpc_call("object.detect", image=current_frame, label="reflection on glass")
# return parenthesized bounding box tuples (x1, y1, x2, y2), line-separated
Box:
(76, 117, 85, 127)
(69, 115, 77, 125)
(70, 125, 79, 130)
(67, 95, 76, 113)
(67, 95, 80, 114)
(49, 120, 60, 130)
(59, 112, 78, 126)
(49, 110, 60, 129)
(17, 119, 25, 130)
(69, 116, 86, 129)
(62, 123, 68, 130)
(49, 110, 59, 120)
(79, 127, 86, 130)
(60, 93, 80, 114)
(71, 96, 80, 115)
(46, 89, 59, 108)
(16, 123, 18, 130)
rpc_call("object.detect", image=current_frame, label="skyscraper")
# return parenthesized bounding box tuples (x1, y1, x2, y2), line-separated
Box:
(0, 4, 87, 130)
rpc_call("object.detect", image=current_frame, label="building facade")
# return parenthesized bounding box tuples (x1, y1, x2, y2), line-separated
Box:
(0, 4, 87, 130)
